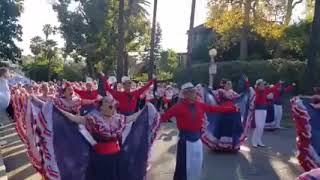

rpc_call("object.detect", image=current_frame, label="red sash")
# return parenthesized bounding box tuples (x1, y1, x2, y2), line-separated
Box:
(94, 140, 120, 155)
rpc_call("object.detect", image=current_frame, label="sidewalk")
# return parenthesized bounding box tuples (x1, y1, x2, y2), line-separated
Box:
(0, 145, 7, 180)
(147, 123, 303, 180)
(0, 123, 40, 180)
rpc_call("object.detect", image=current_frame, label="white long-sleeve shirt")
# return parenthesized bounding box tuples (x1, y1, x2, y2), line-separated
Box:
(0, 78, 11, 110)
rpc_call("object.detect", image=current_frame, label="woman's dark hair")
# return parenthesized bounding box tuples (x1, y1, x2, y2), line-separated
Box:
(219, 78, 228, 88)
(0, 67, 9, 77)
(62, 83, 72, 94)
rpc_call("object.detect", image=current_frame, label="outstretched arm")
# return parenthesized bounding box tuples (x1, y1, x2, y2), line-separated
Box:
(312, 95, 320, 101)
(160, 104, 178, 122)
(126, 109, 144, 123)
(60, 109, 86, 124)
(82, 99, 99, 105)
(133, 80, 155, 97)
(73, 86, 83, 94)
(30, 95, 45, 106)
(200, 102, 238, 113)
(99, 73, 118, 97)
(284, 84, 294, 93)
(311, 103, 320, 110)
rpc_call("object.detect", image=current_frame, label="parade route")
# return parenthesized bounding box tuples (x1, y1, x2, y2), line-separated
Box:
(147, 122, 303, 180)
(0, 121, 303, 180)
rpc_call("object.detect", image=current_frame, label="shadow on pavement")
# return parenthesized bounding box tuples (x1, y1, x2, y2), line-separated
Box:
(3, 141, 23, 150)
(9, 164, 38, 180)
(3, 145, 26, 157)
(202, 148, 252, 180)
(4, 151, 31, 172)
(0, 127, 16, 137)
(0, 122, 40, 180)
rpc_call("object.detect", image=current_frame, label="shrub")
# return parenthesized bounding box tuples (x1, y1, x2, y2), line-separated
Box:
(174, 59, 317, 93)
(62, 63, 86, 81)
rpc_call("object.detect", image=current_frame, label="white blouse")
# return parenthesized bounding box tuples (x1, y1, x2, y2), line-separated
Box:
(0, 78, 11, 110)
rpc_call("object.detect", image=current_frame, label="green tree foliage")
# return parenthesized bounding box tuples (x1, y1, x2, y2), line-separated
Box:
(159, 49, 178, 73)
(52, 0, 151, 77)
(174, 59, 313, 93)
(307, 0, 320, 88)
(281, 20, 311, 59)
(205, 0, 303, 60)
(62, 62, 86, 81)
(143, 22, 162, 68)
(26, 24, 63, 81)
(0, 0, 23, 62)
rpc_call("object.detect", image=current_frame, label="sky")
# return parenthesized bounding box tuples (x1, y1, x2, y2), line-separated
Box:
(18, 0, 304, 55)
(18, 0, 208, 55)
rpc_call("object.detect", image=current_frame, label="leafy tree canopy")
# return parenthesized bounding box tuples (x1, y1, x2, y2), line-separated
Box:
(0, 0, 23, 63)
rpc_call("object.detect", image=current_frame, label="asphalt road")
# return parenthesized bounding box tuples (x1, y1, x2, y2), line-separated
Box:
(0, 122, 303, 180)
(147, 123, 303, 180)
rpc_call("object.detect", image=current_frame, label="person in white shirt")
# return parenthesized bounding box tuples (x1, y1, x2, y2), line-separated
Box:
(0, 67, 11, 145)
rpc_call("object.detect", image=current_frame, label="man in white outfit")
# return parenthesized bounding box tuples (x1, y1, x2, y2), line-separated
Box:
(0, 67, 11, 145)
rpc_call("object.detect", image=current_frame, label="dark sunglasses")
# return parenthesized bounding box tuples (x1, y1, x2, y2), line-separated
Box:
(184, 88, 195, 92)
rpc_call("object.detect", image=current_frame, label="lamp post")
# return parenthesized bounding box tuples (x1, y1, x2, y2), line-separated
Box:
(209, 48, 217, 89)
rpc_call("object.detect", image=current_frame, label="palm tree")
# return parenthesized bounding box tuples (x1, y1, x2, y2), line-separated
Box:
(148, 0, 158, 80)
(128, 0, 150, 18)
(123, 0, 151, 75)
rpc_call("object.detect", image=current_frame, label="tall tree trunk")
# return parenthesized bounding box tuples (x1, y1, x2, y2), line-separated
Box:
(48, 60, 51, 81)
(186, 0, 196, 79)
(240, 0, 250, 61)
(117, 0, 125, 81)
(86, 59, 95, 78)
(149, 0, 158, 80)
(124, 52, 128, 76)
(284, 0, 294, 25)
(307, 0, 320, 90)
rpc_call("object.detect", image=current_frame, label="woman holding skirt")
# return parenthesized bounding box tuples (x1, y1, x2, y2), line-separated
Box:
(60, 95, 157, 180)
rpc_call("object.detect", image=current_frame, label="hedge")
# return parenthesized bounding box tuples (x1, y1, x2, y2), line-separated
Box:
(174, 59, 319, 93)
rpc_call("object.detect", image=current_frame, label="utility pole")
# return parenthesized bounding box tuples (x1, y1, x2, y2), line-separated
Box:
(186, 0, 196, 80)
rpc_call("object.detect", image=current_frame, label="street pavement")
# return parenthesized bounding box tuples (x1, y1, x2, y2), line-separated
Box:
(0, 123, 41, 180)
(0, 122, 303, 180)
(147, 123, 303, 180)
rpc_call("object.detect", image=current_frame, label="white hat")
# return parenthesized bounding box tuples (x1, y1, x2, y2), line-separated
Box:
(181, 82, 195, 90)
(255, 79, 265, 85)
(108, 76, 117, 84)
(121, 76, 131, 83)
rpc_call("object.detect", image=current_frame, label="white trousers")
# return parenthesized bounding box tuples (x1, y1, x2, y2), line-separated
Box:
(186, 139, 203, 180)
(274, 104, 283, 128)
(252, 110, 267, 145)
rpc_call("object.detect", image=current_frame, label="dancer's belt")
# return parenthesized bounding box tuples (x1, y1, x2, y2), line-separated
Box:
(179, 130, 201, 142)
(255, 105, 268, 110)
(94, 140, 120, 154)
(274, 99, 282, 105)
(121, 111, 134, 116)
